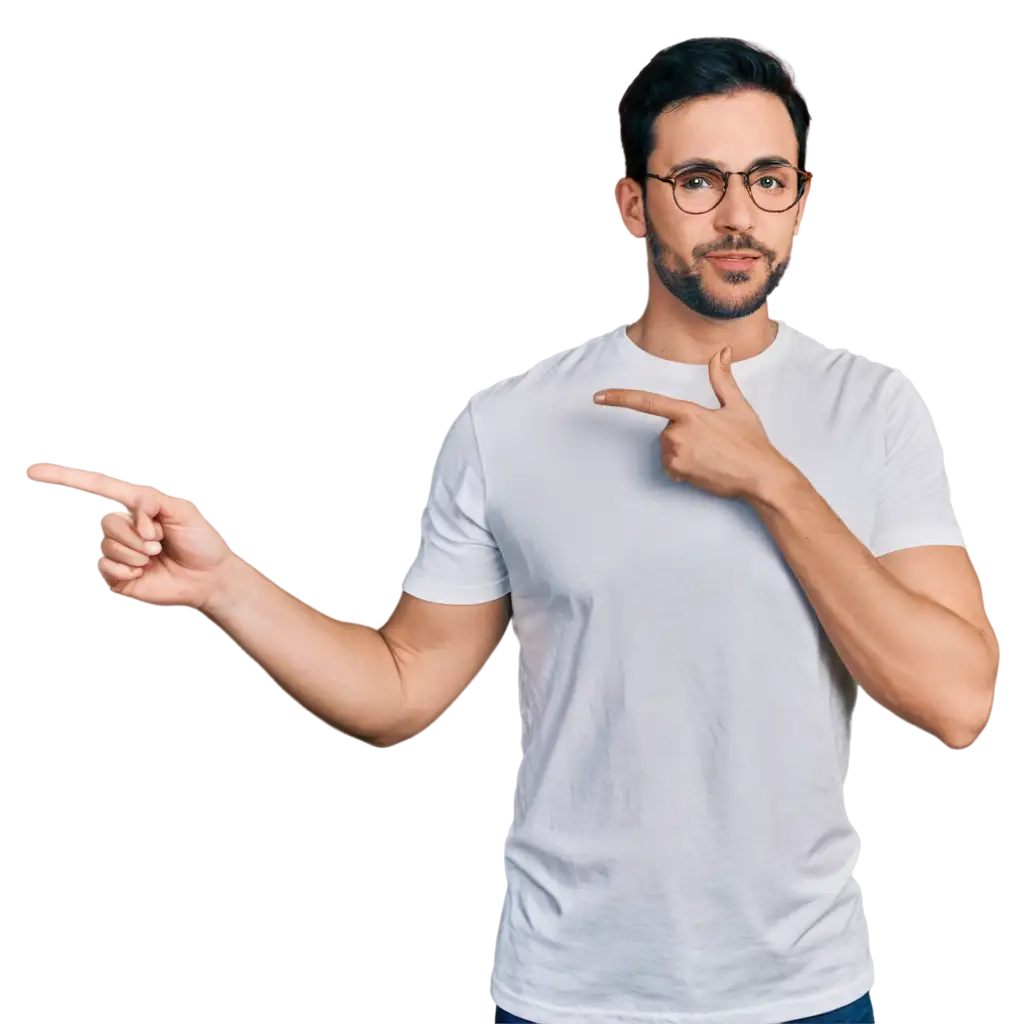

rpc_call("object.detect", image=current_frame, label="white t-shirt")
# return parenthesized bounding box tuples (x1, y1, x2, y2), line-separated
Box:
(402, 319, 964, 1024)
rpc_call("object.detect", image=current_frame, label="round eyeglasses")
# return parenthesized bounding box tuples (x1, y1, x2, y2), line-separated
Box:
(646, 163, 812, 214)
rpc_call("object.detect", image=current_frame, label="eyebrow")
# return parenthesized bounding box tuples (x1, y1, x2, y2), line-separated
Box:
(665, 154, 794, 176)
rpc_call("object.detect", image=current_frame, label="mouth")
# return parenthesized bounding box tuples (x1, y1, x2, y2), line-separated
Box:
(708, 252, 761, 260)
(708, 254, 760, 269)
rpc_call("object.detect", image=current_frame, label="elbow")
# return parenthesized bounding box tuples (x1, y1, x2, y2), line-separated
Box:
(366, 715, 416, 748)
(943, 727, 980, 750)
(368, 700, 432, 749)
(943, 664, 998, 750)
(937, 626, 1003, 749)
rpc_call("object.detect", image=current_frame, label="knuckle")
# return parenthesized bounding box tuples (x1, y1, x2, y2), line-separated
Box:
(103, 513, 142, 546)
(102, 536, 145, 564)
(101, 511, 126, 529)
(140, 487, 161, 512)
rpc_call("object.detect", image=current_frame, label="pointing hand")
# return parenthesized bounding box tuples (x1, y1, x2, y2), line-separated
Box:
(26, 463, 238, 610)
(593, 345, 792, 501)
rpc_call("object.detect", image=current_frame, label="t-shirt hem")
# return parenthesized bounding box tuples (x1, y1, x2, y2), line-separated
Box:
(870, 522, 965, 557)
(401, 573, 511, 604)
(490, 964, 874, 1024)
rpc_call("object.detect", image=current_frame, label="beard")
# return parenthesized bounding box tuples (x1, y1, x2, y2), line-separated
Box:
(645, 212, 790, 320)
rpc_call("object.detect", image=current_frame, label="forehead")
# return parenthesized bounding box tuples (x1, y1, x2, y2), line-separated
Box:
(651, 89, 798, 166)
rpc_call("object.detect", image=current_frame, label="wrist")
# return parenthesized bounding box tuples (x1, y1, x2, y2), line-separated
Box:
(198, 553, 252, 618)
(746, 453, 803, 511)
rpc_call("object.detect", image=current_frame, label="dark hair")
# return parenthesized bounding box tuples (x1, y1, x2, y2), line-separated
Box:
(619, 37, 811, 198)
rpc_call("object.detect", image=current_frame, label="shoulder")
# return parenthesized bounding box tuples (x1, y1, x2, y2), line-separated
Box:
(783, 320, 906, 409)
(785, 325, 955, 463)
(425, 323, 614, 456)
(465, 327, 613, 420)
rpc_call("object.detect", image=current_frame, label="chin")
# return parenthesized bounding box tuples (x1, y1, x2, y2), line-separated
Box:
(704, 288, 770, 319)
(712, 272, 761, 288)
(708, 282, 765, 301)
(708, 266, 765, 286)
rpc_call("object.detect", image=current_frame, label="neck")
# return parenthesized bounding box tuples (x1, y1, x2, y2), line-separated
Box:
(627, 309, 778, 366)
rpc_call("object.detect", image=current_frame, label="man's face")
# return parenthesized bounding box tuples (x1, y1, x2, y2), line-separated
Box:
(635, 89, 810, 320)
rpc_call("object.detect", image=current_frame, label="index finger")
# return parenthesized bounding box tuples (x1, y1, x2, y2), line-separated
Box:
(594, 389, 698, 419)
(26, 463, 141, 507)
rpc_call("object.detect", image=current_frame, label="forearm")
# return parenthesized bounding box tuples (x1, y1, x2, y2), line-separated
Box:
(198, 555, 404, 746)
(747, 461, 992, 747)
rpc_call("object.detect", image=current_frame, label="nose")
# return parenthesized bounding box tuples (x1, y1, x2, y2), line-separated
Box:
(711, 173, 758, 235)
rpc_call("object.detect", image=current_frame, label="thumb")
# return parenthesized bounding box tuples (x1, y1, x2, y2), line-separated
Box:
(709, 345, 742, 405)
(131, 490, 169, 542)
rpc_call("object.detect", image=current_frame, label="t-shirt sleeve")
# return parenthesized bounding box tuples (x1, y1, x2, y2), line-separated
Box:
(401, 399, 512, 604)
(869, 368, 965, 557)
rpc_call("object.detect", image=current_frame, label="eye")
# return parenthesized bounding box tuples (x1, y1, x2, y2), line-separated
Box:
(678, 175, 712, 191)
(751, 167, 798, 192)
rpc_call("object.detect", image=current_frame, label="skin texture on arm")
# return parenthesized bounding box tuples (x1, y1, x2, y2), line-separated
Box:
(594, 350, 998, 750)
(376, 590, 513, 747)
(198, 570, 513, 749)
(875, 543, 999, 738)
(748, 466, 998, 749)
(22, 457, 515, 751)
(875, 545, 999, 668)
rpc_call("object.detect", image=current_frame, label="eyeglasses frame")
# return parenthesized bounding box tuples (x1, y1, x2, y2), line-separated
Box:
(645, 164, 813, 214)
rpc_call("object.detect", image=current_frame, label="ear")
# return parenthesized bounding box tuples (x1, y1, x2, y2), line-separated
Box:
(606, 175, 647, 248)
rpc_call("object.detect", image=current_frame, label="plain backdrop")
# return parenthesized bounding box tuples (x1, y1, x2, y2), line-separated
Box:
(2, 9, 1024, 1024)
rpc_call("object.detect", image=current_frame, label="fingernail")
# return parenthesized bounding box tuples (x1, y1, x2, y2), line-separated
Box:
(144, 541, 161, 554)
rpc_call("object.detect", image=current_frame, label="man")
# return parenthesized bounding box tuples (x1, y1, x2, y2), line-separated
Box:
(27, 35, 998, 1024)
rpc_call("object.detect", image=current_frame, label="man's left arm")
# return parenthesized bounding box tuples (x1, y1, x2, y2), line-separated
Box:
(748, 461, 999, 749)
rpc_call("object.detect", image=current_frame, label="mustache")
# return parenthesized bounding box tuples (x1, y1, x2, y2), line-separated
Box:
(696, 235, 774, 260)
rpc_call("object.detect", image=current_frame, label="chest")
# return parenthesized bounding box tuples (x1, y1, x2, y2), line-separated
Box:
(486, 387, 881, 605)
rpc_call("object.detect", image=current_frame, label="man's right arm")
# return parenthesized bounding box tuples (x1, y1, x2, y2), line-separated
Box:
(199, 555, 512, 747)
